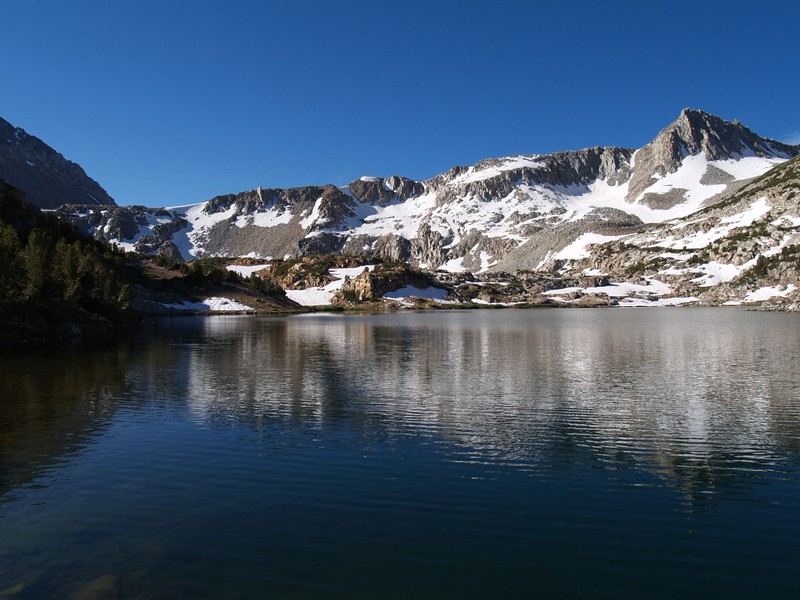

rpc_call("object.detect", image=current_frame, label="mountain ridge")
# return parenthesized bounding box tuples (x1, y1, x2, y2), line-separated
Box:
(0, 116, 116, 209)
(17, 109, 798, 278)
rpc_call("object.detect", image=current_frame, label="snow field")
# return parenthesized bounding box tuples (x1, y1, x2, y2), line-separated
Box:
(162, 297, 254, 312)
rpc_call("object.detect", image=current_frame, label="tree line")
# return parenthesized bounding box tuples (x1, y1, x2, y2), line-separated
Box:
(0, 181, 133, 319)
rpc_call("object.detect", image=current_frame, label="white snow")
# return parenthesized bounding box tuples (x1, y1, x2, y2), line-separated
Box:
(299, 196, 327, 229)
(654, 197, 771, 250)
(341, 190, 438, 241)
(25, 160, 36, 167)
(718, 197, 771, 227)
(160, 202, 239, 260)
(557, 155, 782, 227)
(585, 279, 672, 298)
(771, 215, 800, 228)
(617, 296, 698, 307)
(285, 265, 376, 306)
(235, 207, 293, 228)
(162, 297, 254, 312)
(285, 288, 337, 307)
(743, 284, 797, 302)
(555, 233, 623, 260)
(359, 176, 381, 182)
(691, 261, 745, 286)
(451, 155, 543, 185)
(108, 210, 187, 255)
(88, 144, 791, 270)
(711, 156, 784, 180)
(543, 277, 683, 305)
(226, 264, 270, 277)
(439, 257, 467, 273)
(637, 155, 726, 207)
(479, 251, 496, 272)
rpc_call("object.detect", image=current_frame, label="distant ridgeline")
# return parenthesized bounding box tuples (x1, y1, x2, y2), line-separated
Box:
(3, 109, 800, 319)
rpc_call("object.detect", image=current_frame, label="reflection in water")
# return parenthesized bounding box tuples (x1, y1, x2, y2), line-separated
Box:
(168, 311, 800, 504)
(0, 343, 132, 498)
(1, 309, 799, 598)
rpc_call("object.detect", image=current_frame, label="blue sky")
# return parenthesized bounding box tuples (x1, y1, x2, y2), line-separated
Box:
(3, 0, 798, 207)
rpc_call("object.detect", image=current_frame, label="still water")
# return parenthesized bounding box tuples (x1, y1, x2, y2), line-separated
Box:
(1, 309, 799, 598)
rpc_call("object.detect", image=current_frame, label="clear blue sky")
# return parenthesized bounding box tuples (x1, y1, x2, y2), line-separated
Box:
(3, 0, 798, 207)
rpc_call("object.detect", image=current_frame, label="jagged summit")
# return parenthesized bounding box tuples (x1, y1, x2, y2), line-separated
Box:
(669, 108, 796, 160)
(0, 116, 116, 209)
(625, 109, 799, 205)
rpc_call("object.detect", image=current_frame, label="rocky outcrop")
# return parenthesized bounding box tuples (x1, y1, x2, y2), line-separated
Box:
(0, 116, 115, 209)
(626, 108, 798, 203)
(333, 264, 443, 303)
(557, 154, 800, 307)
(348, 176, 425, 205)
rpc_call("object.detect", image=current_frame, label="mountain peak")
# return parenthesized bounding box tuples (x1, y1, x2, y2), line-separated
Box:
(0, 116, 116, 209)
(624, 109, 798, 205)
(661, 109, 794, 161)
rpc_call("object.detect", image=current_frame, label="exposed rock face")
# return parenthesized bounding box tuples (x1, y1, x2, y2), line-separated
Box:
(0, 116, 115, 209)
(555, 154, 800, 308)
(333, 264, 443, 304)
(348, 175, 425, 205)
(626, 108, 797, 203)
(55, 110, 799, 276)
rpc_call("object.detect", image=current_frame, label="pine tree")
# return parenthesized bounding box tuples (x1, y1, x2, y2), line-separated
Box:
(23, 228, 54, 300)
(0, 223, 23, 302)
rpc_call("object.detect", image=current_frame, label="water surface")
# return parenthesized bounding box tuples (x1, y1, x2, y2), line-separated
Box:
(1, 309, 799, 598)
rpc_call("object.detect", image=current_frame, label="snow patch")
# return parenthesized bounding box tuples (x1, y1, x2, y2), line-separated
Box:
(285, 265, 376, 306)
(235, 207, 293, 228)
(226, 264, 271, 277)
(555, 233, 623, 260)
(300, 197, 326, 229)
(440, 257, 467, 273)
(691, 261, 746, 286)
(718, 197, 771, 227)
(744, 284, 797, 302)
(451, 155, 543, 185)
(162, 297, 254, 312)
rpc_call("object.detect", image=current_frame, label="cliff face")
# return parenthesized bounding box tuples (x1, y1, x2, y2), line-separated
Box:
(626, 109, 798, 206)
(0, 117, 116, 209)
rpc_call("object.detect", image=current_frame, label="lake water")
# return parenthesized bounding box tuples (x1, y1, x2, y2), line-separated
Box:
(1, 308, 799, 598)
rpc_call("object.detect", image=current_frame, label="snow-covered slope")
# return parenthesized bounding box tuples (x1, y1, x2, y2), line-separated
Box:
(551, 155, 800, 307)
(57, 109, 798, 272)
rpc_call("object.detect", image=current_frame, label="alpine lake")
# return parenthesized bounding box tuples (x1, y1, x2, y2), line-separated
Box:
(1, 308, 799, 599)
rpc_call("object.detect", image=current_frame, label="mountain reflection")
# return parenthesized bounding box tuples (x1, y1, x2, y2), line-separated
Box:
(168, 310, 800, 502)
(2, 310, 799, 507)
(0, 342, 132, 498)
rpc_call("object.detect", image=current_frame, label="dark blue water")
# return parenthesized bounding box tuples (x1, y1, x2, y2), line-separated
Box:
(1, 309, 799, 598)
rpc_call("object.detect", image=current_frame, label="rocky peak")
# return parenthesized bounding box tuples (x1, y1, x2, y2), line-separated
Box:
(626, 109, 799, 203)
(671, 108, 796, 160)
(530, 146, 634, 188)
(347, 175, 425, 205)
(0, 116, 116, 209)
